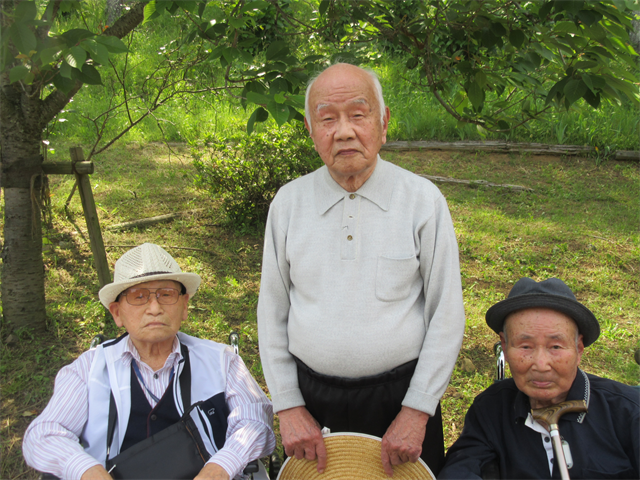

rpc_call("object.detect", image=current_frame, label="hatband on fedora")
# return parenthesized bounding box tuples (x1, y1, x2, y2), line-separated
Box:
(277, 433, 434, 480)
(99, 243, 201, 308)
(485, 277, 600, 346)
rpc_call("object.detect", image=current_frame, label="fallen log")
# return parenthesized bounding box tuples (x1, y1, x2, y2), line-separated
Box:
(108, 210, 201, 231)
(382, 140, 593, 156)
(615, 150, 640, 162)
(420, 174, 534, 192)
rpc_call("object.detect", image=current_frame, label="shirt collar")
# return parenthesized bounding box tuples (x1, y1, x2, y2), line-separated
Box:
(513, 368, 590, 423)
(314, 155, 396, 215)
(121, 335, 182, 371)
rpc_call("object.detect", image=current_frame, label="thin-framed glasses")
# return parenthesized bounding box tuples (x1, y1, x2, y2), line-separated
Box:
(123, 288, 182, 305)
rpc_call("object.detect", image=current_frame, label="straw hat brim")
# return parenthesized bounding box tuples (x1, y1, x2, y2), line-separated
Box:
(276, 433, 435, 480)
(98, 272, 201, 308)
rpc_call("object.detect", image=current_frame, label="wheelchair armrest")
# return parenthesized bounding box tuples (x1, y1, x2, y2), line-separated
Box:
(243, 460, 259, 474)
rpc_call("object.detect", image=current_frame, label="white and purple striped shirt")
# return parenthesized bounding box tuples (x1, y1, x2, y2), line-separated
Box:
(23, 336, 275, 479)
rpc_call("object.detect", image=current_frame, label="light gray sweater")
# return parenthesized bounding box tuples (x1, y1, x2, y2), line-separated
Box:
(257, 157, 465, 416)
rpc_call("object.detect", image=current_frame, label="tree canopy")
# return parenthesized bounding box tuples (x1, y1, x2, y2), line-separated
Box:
(1, 0, 638, 331)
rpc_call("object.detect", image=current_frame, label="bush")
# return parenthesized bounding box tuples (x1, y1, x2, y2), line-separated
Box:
(193, 123, 322, 231)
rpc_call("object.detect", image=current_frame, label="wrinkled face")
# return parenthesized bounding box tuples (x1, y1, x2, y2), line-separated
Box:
(109, 280, 189, 350)
(305, 64, 390, 191)
(501, 308, 584, 409)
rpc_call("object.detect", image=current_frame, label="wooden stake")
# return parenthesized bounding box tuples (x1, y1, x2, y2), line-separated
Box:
(70, 147, 111, 287)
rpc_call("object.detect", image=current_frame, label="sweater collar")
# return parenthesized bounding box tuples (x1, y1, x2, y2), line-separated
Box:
(314, 155, 396, 215)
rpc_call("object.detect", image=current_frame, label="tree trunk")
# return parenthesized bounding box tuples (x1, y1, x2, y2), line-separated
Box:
(1, 83, 47, 331)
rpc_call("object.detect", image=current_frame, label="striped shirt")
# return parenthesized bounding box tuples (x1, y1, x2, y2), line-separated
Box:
(23, 336, 275, 479)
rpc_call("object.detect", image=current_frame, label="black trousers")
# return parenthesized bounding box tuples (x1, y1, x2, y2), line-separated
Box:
(295, 356, 445, 476)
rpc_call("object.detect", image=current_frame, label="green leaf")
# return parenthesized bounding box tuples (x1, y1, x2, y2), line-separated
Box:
(266, 41, 287, 61)
(406, 57, 418, 69)
(553, 21, 580, 35)
(497, 120, 510, 130)
(15, 1, 37, 21)
(559, 1, 584, 15)
(95, 36, 128, 53)
(179, 1, 197, 13)
(582, 73, 595, 93)
(583, 88, 601, 108)
(228, 17, 246, 29)
(143, 1, 156, 22)
(60, 60, 72, 79)
(509, 30, 525, 49)
(9, 23, 36, 54)
(52, 72, 76, 93)
(545, 77, 571, 105)
(274, 92, 286, 104)
(563, 79, 588, 105)
(577, 9, 599, 27)
(74, 64, 102, 85)
(319, 0, 330, 16)
(208, 46, 226, 60)
(246, 91, 269, 105)
(573, 60, 598, 70)
(65, 46, 87, 70)
(467, 81, 484, 110)
(475, 70, 487, 88)
(247, 107, 269, 135)
(270, 77, 289, 94)
(9, 65, 29, 83)
(61, 29, 95, 47)
(38, 46, 62, 65)
(267, 100, 289, 126)
(538, 1, 554, 19)
(80, 39, 109, 65)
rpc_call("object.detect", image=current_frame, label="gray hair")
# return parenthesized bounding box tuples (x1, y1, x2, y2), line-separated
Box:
(304, 63, 386, 133)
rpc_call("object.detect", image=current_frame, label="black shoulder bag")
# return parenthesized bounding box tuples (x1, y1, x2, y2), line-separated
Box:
(105, 344, 212, 480)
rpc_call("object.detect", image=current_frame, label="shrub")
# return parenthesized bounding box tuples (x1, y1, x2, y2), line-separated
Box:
(193, 123, 322, 231)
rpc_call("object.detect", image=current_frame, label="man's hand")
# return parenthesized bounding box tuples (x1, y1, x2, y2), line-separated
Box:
(194, 462, 230, 480)
(80, 465, 113, 480)
(381, 406, 429, 477)
(278, 406, 327, 473)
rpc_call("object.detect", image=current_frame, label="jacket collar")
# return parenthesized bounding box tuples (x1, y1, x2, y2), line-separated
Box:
(513, 368, 590, 424)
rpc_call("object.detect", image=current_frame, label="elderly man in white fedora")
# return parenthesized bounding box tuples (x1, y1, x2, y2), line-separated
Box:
(24, 243, 275, 480)
(439, 277, 639, 479)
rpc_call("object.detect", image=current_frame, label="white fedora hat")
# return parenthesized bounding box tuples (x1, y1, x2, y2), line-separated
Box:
(99, 243, 201, 308)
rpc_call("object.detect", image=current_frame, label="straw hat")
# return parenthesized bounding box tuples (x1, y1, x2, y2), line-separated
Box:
(277, 433, 434, 480)
(98, 243, 201, 308)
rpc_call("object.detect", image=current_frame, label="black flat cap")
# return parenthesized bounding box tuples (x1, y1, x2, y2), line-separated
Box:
(486, 277, 600, 347)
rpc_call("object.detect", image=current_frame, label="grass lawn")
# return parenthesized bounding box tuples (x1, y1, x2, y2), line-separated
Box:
(1, 143, 638, 479)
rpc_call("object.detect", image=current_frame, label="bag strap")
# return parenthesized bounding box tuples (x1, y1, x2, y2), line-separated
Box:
(106, 341, 192, 461)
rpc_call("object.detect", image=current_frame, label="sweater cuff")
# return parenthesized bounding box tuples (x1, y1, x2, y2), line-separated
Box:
(63, 452, 102, 480)
(402, 388, 439, 416)
(209, 449, 244, 480)
(271, 388, 306, 413)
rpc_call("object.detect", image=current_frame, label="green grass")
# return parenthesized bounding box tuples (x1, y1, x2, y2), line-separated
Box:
(1, 143, 638, 478)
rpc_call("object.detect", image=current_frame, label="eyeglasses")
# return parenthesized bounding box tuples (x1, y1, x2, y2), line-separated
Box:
(122, 288, 182, 306)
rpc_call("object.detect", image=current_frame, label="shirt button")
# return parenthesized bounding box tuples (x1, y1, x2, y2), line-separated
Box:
(544, 437, 550, 443)
(349, 194, 355, 199)
(347, 235, 353, 241)
(154, 373, 158, 379)
(150, 414, 157, 421)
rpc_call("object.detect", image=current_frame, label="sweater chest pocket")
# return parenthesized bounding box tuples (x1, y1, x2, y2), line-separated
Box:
(375, 255, 420, 302)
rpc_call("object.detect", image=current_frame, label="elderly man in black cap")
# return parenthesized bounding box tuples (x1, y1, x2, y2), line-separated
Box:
(439, 277, 639, 479)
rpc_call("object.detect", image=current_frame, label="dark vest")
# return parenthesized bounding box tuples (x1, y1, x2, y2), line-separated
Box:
(121, 363, 180, 452)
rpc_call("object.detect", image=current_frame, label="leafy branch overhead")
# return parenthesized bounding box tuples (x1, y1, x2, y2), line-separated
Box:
(3, 1, 638, 135)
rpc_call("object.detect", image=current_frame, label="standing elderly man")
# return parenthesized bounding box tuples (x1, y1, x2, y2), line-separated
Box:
(439, 277, 639, 479)
(257, 63, 465, 476)
(24, 243, 275, 480)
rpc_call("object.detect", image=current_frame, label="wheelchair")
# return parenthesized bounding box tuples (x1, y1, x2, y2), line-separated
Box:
(38, 332, 281, 480)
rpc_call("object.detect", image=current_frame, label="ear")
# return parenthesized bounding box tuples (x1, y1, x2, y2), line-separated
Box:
(181, 293, 190, 322)
(109, 302, 124, 328)
(380, 106, 390, 144)
(576, 334, 584, 361)
(499, 331, 507, 352)
(304, 117, 318, 151)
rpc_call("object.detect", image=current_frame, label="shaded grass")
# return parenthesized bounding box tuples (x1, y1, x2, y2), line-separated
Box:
(1, 144, 638, 478)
